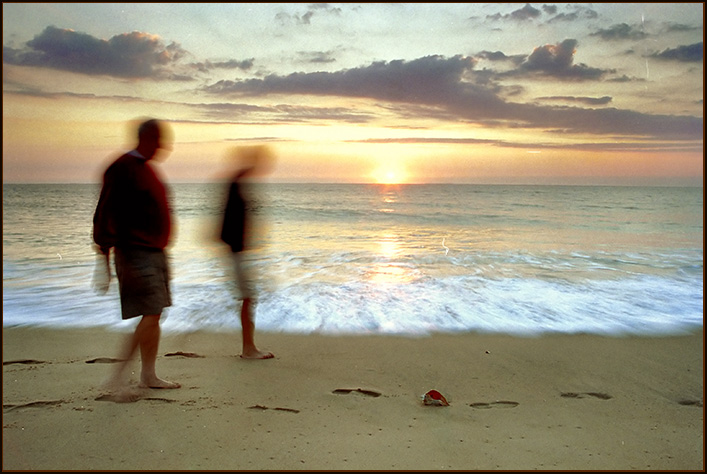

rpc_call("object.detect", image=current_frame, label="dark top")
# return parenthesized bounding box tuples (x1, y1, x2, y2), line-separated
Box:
(220, 179, 248, 253)
(93, 151, 172, 254)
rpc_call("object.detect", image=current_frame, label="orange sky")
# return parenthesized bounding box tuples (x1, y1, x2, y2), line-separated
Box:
(2, 3, 703, 185)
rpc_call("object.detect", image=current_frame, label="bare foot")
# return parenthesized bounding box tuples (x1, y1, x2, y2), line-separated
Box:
(96, 387, 145, 403)
(139, 377, 181, 389)
(240, 350, 275, 360)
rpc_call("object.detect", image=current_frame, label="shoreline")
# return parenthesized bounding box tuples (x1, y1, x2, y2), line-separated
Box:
(3, 326, 703, 470)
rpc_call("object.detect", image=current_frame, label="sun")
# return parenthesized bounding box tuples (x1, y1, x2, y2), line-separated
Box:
(371, 164, 409, 185)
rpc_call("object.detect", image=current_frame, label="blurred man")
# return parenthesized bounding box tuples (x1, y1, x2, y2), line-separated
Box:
(93, 118, 180, 400)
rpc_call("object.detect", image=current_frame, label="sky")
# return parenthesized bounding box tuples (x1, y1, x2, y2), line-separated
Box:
(2, 3, 703, 185)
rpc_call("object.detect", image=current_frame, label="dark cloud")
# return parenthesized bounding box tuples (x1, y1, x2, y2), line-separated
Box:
(664, 23, 702, 33)
(351, 136, 702, 154)
(606, 74, 648, 83)
(513, 39, 608, 80)
(203, 53, 701, 140)
(205, 55, 481, 105)
(2, 26, 188, 79)
(475, 51, 526, 68)
(275, 3, 342, 26)
(190, 101, 372, 124)
(547, 5, 598, 23)
(210, 59, 255, 70)
(3, 88, 100, 100)
(297, 51, 337, 64)
(650, 42, 703, 62)
(477, 50, 509, 61)
(514, 105, 702, 140)
(509, 3, 541, 21)
(190, 59, 255, 73)
(537, 96, 613, 106)
(309, 3, 342, 14)
(591, 23, 648, 41)
(541, 5, 557, 16)
(486, 4, 598, 24)
(487, 3, 542, 21)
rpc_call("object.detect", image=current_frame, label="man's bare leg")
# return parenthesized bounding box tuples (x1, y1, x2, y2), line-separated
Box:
(137, 314, 181, 388)
(240, 298, 274, 359)
(101, 321, 145, 402)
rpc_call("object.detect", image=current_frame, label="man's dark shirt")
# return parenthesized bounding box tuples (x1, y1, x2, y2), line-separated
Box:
(93, 151, 171, 254)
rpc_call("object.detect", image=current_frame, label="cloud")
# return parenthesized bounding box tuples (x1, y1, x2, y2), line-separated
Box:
(487, 3, 541, 21)
(296, 51, 337, 64)
(512, 39, 608, 80)
(547, 5, 598, 23)
(486, 4, 598, 24)
(189, 101, 373, 124)
(476, 50, 509, 61)
(664, 23, 702, 33)
(650, 42, 703, 62)
(2, 26, 188, 79)
(591, 23, 648, 41)
(350, 136, 702, 154)
(275, 3, 342, 26)
(518, 105, 702, 140)
(537, 96, 613, 106)
(190, 59, 255, 73)
(605, 74, 645, 83)
(541, 5, 557, 16)
(203, 53, 701, 140)
(205, 55, 479, 104)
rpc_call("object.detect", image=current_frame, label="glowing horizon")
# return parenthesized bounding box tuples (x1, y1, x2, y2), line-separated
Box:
(2, 4, 703, 186)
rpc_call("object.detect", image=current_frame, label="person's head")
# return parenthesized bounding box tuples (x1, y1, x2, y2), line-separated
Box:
(136, 119, 172, 160)
(231, 145, 275, 179)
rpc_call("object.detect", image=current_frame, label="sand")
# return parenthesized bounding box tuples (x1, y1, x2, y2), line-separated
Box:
(2, 326, 703, 470)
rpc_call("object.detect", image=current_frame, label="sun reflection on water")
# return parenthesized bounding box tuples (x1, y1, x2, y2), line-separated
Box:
(377, 185, 400, 213)
(365, 233, 419, 284)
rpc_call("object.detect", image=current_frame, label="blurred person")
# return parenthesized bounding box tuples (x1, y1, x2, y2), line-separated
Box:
(220, 145, 275, 359)
(92, 118, 180, 400)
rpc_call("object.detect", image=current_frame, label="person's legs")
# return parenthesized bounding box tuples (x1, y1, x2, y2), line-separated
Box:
(103, 315, 179, 393)
(104, 325, 140, 390)
(137, 314, 180, 388)
(233, 253, 273, 359)
(240, 297, 273, 359)
(110, 248, 179, 390)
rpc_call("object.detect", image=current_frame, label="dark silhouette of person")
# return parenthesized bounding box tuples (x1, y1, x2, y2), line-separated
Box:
(92, 118, 180, 400)
(221, 145, 275, 359)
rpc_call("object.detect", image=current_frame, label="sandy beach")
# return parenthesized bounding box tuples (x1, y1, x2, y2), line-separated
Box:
(2, 326, 703, 471)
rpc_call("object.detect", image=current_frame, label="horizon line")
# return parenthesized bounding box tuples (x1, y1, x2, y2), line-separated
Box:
(3, 179, 703, 188)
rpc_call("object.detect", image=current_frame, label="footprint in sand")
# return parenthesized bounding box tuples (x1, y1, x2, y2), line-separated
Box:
(678, 399, 703, 407)
(469, 400, 519, 409)
(3, 359, 47, 366)
(332, 388, 382, 397)
(3, 400, 65, 412)
(561, 391, 612, 400)
(248, 404, 300, 413)
(164, 351, 205, 358)
(85, 357, 124, 364)
(95, 393, 178, 404)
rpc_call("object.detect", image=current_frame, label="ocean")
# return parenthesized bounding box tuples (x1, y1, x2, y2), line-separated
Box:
(2, 182, 703, 336)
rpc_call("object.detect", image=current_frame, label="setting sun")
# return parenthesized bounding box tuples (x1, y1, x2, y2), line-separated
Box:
(371, 164, 409, 184)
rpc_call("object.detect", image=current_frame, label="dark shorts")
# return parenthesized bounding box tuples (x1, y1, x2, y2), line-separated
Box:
(114, 247, 171, 319)
(232, 252, 255, 300)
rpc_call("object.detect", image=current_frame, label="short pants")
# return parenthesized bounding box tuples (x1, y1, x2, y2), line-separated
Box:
(232, 251, 255, 300)
(114, 247, 172, 319)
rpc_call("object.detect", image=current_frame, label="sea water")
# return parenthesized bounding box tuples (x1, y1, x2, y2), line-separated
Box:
(2, 183, 703, 336)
